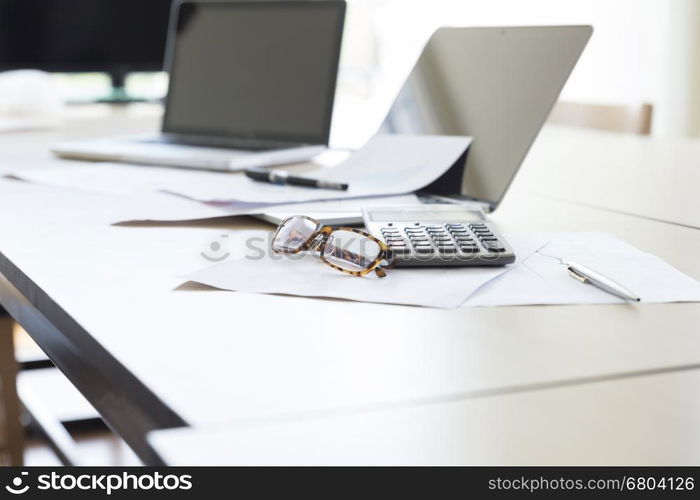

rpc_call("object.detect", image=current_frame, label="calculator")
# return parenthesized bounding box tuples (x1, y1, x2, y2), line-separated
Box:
(362, 206, 516, 267)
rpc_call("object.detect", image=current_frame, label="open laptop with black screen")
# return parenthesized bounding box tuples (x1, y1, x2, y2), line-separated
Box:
(52, 0, 346, 171)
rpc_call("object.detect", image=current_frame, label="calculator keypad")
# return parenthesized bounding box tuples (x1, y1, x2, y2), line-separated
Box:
(377, 221, 513, 266)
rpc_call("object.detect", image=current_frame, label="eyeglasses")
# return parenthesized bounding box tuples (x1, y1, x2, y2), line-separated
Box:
(271, 215, 390, 277)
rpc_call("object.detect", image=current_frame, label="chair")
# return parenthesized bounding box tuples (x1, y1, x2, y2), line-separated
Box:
(548, 101, 653, 135)
(0, 312, 24, 465)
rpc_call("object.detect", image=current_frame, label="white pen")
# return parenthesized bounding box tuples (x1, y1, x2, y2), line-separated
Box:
(565, 261, 641, 302)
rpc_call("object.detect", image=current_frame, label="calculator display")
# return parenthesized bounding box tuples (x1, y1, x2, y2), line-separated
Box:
(367, 209, 485, 222)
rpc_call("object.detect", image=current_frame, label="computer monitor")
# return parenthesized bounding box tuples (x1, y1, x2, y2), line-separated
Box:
(0, 0, 173, 101)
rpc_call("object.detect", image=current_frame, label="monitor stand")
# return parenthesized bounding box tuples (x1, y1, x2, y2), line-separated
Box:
(94, 71, 153, 104)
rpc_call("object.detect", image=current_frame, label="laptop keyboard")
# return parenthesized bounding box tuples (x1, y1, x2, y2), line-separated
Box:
(139, 136, 291, 151)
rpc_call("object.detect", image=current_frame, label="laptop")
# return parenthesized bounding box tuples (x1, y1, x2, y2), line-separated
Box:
(258, 25, 592, 225)
(52, 0, 346, 171)
(381, 25, 593, 213)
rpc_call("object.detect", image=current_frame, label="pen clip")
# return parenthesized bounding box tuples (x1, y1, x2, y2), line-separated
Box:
(567, 266, 588, 283)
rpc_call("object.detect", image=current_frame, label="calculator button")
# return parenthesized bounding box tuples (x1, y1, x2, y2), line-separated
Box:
(483, 242, 505, 252)
(405, 229, 426, 235)
(390, 246, 410, 256)
(459, 246, 479, 254)
(414, 246, 433, 254)
(437, 245, 456, 253)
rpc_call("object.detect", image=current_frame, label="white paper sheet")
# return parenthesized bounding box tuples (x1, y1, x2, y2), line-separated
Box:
(4, 162, 422, 223)
(114, 193, 422, 223)
(181, 232, 700, 308)
(465, 232, 700, 306)
(7, 134, 471, 204)
(180, 232, 545, 308)
(160, 134, 470, 203)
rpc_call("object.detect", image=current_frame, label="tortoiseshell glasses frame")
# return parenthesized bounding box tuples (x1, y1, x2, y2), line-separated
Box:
(271, 215, 391, 277)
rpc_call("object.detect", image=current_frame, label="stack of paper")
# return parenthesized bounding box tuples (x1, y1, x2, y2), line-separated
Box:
(6, 134, 472, 222)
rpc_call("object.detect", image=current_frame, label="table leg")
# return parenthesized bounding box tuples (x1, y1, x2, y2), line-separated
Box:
(0, 310, 24, 466)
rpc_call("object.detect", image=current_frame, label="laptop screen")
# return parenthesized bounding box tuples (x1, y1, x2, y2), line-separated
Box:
(379, 26, 591, 208)
(162, 1, 345, 146)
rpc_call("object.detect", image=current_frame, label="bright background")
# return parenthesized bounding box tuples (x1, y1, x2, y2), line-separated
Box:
(26, 0, 700, 146)
(331, 0, 700, 145)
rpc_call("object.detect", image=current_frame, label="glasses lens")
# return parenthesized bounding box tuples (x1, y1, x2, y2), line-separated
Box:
(322, 230, 381, 272)
(272, 216, 319, 253)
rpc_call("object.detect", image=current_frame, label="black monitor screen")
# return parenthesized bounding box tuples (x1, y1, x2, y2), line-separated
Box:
(0, 0, 172, 71)
(162, 1, 345, 146)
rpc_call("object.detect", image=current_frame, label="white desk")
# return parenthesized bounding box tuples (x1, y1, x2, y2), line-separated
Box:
(514, 125, 700, 229)
(0, 106, 698, 464)
(149, 368, 700, 465)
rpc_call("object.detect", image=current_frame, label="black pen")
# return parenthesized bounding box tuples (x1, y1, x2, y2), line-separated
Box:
(244, 167, 349, 191)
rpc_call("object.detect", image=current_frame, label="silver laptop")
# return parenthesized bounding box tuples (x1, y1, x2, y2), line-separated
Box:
(381, 25, 593, 212)
(52, 0, 346, 171)
(258, 25, 592, 225)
